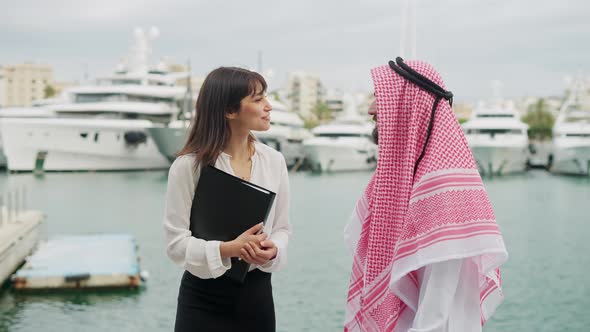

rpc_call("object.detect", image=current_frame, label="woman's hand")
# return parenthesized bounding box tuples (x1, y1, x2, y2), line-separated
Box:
(220, 223, 267, 258)
(239, 239, 277, 265)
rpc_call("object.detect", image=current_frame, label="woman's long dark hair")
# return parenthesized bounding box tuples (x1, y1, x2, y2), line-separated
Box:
(178, 67, 267, 167)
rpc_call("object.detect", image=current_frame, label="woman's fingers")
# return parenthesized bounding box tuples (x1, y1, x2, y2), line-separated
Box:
(238, 241, 272, 265)
(251, 242, 268, 259)
(251, 241, 262, 252)
(252, 243, 269, 264)
(260, 240, 275, 249)
(244, 242, 257, 258)
(245, 222, 263, 235)
(240, 252, 261, 265)
(240, 248, 252, 262)
(246, 242, 263, 265)
(256, 233, 268, 242)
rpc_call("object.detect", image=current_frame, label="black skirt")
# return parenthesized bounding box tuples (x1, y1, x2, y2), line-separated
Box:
(175, 269, 275, 332)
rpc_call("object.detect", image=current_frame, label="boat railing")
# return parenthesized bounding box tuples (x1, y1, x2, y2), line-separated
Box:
(0, 188, 27, 227)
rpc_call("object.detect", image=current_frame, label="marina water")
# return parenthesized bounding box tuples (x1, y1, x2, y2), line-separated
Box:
(0, 170, 588, 331)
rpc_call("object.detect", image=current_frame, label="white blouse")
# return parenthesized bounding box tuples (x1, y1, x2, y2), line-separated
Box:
(163, 141, 291, 279)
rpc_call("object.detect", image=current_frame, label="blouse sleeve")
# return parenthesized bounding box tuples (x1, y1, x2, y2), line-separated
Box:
(163, 156, 232, 279)
(259, 155, 291, 273)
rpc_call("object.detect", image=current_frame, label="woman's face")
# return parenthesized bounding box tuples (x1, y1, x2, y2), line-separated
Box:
(230, 83, 272, 132)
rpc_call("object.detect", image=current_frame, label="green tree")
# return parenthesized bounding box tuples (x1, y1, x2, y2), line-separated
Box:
(522, 98, 555, 140)
(303, 117, 319, 129)
(44, 85, 56, 98)
(303, 102, 334, 129)
(269, 91, 281, 102)
(312, 102, 333, 122)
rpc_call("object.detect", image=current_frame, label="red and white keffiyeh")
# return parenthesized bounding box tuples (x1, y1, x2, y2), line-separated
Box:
(344, 61, 508, 331)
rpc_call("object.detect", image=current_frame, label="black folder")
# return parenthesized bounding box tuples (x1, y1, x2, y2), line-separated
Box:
(189, 165, 276, 283)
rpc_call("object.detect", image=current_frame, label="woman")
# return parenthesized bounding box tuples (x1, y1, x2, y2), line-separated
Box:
(164, 67, 291, 332)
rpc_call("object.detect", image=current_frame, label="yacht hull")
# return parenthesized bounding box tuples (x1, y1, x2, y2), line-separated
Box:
(254, 131, 305, 168)
(303, 138, 377, 172)
(551, 144, 590, 176)
(147, 126, 188, 163)
(469, 145, 529, 176)
(0, 136, 6, 168)
(0, 118, 170, 172)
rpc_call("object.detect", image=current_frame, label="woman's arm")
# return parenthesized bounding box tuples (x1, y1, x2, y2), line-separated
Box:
(163, 156, 232, 279)
(258, 156, 292, 272)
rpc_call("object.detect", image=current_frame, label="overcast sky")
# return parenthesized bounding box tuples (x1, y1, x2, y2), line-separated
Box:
(1, 0, 589, 101)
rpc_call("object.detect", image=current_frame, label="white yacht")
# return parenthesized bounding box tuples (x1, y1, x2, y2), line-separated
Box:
(302, 114, 377, 172)
(462, 102, 529, 175)
(551, 91, 590, 176)
(0, 28, 187, 172)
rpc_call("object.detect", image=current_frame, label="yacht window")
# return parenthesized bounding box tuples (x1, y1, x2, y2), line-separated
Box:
(80, 132, 88, 139)
(147, 80, 170, 86)
(471, 129, 521, 135)
(99, 79, 141, 85)
(115, 79, 141, 85)
(94, 133, 99, 142)
(130, 95, 173, 103)
(259, 138, 281, 151)
(74, 93, 174, 104)
(565, 117, 590, 123)
(316, 133, 365, 138)
(565, 134, 590, 138)
(75, 93, 125, 103)
(476, 114, 514, 118)
(566, 107, 590, 113)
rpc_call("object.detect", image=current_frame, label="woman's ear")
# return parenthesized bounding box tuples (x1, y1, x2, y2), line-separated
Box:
(225, 111, 237, 120)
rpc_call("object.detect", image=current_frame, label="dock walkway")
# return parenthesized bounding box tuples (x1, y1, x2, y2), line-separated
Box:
(0, 210, 44, 285)
(12, 233, 143, 290)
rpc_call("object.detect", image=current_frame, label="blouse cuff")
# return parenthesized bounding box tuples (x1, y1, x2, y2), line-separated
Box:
(205, 240, 231, 278)
(260, 246, 281, 271)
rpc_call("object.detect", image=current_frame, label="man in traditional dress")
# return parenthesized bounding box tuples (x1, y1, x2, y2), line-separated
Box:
(344, 58, 508, 332)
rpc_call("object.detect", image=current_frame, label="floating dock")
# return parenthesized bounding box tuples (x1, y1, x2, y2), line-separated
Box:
(0, 210, 44, 285)
(12, 234, 144, 290)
